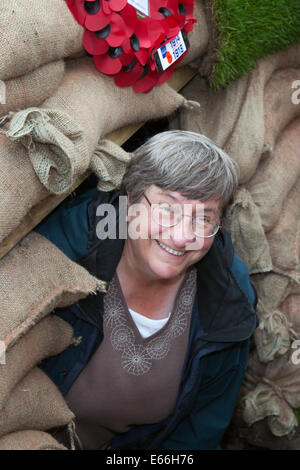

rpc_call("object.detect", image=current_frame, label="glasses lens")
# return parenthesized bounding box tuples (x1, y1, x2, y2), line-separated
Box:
(192, 219, 220, 238)
(152, 204, 181, 227)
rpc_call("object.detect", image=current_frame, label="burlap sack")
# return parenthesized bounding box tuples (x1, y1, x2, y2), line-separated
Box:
(180, 0, 209, 67)
(229, 409, 300, 450)
(0, 367, 74, 438)
(171, 69, 265, 184)
(263, 68, 300, 156)
(250, 268, 300, 363)
(172, 42, 300, 184)
(251, 272, 300, 314)
(0, 60, 65, 118)
(266, 179, 300, 281)
(0, 134, 49, 244)
(0, 0, 83, 81)
(0, 315, 73, 412)
(0, 430, 67, 450)
(0, 57, 185, 194)
(280, 295, 300, 334)
(0, 231, 106, 351)
(229, 187, 272, 274)
(90, 139, 132, 192)
(253, 298, 295, 363)
(247, 117, 300, 233)
(241, 351, 300, 437)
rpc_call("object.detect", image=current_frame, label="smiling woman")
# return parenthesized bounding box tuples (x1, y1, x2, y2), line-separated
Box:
(36, 130, 258, 450)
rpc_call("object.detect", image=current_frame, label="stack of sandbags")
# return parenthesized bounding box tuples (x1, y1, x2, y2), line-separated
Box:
(170, 41, 300, 448)
(0, 0, 206, 246)
(0, 231, 106, 450)
(0, 0, 85, 117)
(0, 58, 188, 246)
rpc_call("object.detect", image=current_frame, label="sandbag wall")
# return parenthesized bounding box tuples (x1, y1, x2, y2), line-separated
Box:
(171, 42, 300, 449)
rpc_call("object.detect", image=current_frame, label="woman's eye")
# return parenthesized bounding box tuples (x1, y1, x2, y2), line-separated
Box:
(160, 205, 173, 213)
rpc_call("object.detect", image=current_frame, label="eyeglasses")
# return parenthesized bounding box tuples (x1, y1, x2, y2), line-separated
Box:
(143, 193, 220, 238)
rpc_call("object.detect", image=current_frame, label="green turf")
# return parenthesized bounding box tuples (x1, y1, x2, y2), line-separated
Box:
(294, 407, 300, 426)
(208, 0, 300, 89)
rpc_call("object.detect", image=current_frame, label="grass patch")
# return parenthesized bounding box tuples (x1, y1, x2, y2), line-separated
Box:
(294, 408, 300, 426)
(209, 0, 300, 89)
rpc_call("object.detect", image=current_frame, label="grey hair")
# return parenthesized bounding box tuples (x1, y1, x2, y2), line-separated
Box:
(122, 130, 239, 216)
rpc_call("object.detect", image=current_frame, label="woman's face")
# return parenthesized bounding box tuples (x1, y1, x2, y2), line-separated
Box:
(125, 185, 221, 282)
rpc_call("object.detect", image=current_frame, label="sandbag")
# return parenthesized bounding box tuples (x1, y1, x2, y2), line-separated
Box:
(90, 140, 132, 192)
(171, 68, 265, 184)
(263, 68, 300, 156)
(180, 0, 209, 67)
(247, 117, 300, 232)
(0, 56, 185, 194)
(0, 316, 73, 411)
(266, 179, 300, 280)
(0, 367, 74, 438)
(236, 418, 300, 451)
(172, 42, 300, 184)
(0, 0, 83, 81)
(0, 231, 106, 351)
(229, 187, 272, 274)
(280, 295, 300, 334)
(241, 351, 300, 437)
(250, 271, 300, 363)
(0, 61, 65, 118)
(0, 430, 67, 450)
(0, 134, 49, 244)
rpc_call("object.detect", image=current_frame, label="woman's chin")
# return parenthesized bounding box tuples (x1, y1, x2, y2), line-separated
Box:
(147, 260, 186, 281)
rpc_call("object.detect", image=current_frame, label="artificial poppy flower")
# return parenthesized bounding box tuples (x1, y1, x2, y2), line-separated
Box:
(83, 29, 109, 55)
(114, 58, 144, 87)
(101, 0, 128, 14)
(67, 0, 109, 30)
(94, 46, 124, 75)
(133, 65, 160, 93)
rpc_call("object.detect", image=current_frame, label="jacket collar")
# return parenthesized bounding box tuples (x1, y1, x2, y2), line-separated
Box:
(77, 190, 257, 343)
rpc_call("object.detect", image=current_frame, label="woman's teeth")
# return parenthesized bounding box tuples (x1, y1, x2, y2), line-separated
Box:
(157, 241, 185, 256)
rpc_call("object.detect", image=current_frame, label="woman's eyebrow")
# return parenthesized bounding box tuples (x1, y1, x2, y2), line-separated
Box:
(203, 208, 217, 214)
(157, 191, 178, 201)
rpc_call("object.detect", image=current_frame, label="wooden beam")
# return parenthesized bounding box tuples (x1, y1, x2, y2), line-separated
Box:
(0, 65, 197, 260)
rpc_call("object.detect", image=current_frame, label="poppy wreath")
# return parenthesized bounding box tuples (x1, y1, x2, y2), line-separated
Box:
(66, 0, 196, 93)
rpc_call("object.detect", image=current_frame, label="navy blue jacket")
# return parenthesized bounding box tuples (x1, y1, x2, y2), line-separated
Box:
(36, 188, 258, 450)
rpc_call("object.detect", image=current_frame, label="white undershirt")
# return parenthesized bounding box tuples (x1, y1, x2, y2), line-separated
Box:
(128, 308, 171, 339)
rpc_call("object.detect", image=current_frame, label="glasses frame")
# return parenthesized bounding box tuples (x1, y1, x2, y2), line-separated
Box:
(143, 193, 221, 239)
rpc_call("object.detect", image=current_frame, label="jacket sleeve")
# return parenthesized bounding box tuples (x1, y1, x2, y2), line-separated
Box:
(34, 188, 98, 261)
(158, 339, 250, 450)
(231, 253, 257, 308)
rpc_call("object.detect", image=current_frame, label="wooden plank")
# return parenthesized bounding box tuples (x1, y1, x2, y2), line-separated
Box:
(0, 65, 197, 260)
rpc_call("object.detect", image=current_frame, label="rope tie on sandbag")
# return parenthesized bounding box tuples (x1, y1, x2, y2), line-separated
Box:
(181, 99, 201, 110)
(0, 111, 15, 131)
(260, 377, 285, 401)
(67, 420, 83, 450)
(90, 139, 132, 192)
(259, 308, 298, 341)
(0, 107, 88, 194)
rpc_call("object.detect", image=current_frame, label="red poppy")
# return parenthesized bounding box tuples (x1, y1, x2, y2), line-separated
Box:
(114, 59, 144, 87)
(83, 30, 109, 55)
(133, 65, 160, 93)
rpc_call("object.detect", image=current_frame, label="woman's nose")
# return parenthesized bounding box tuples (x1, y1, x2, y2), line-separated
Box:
(169, 216, 197, 247)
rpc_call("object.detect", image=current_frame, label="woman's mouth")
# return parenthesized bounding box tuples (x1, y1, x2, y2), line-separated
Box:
(156, 240, 186, 257)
